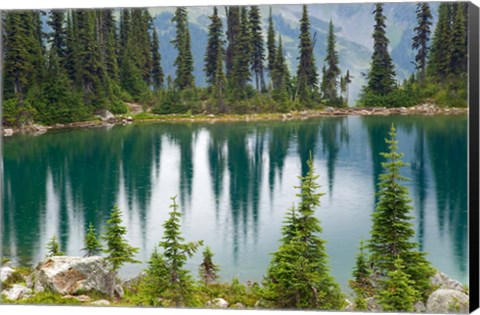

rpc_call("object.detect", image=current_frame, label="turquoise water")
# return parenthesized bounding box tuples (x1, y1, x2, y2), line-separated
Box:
(2, 115, 468, 290)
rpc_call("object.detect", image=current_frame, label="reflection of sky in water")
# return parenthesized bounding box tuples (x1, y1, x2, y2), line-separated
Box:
(2, 115, 468, 291)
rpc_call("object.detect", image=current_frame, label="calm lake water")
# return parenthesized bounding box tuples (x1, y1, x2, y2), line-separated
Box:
(2, 115, 468, 290)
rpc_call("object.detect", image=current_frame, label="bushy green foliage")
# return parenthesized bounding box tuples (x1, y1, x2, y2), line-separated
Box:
(82, 222, 102, 257)
(349, 240, 373, 310)
(46, 235, 64, 257)
(377, 257, 419, 312)
(102, 205, 140, 272)
(357, 87, 421, 108)
(263, 155, 345, 310)
(199, 246, 220, 285)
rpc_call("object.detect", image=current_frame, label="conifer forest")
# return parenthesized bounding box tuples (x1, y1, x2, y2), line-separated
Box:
(0, 2, 470, 313)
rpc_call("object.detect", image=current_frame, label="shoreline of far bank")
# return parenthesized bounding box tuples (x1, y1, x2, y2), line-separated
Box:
(2, 103, 468, 137)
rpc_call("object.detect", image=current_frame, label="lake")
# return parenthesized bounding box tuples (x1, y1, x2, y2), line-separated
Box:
(2, 115, 468, 291)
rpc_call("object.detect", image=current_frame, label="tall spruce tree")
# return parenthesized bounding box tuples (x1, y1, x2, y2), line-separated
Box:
(171, 7, 195, 90)
(47, 10, 67, 62)
(225, 6, 240, 79)
(296, 5, 319, 104)
(151, 28, 164, 89)
(263, 156, 345, 309)
(267, 7, 277, 75)
(321, 20, 341, 103)
(365, 3, 396, 95)
(204, 6, 224, 87)
(271, 35, 290, 101)
(99, 9, 120, 82)
(119, 9, 148, 97)
(214, 43, 227, 113)
(75, 9, 109, 106)
(368, 125, 435, 299)
(427, 3, 451, 82)
(231, 7, 252, 97)
(412, 3, 432, 83)
(450, 3, 467, 78)
(249, 6, 266, 91)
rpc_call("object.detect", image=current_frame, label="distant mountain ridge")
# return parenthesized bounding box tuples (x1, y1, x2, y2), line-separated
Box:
(151, 3, 438, 103)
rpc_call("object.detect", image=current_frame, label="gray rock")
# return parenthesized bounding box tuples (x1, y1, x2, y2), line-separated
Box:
(426, 289, 469, 313)
(414, 300, 426, 312)
(3, 128, 14, 136)
(95, 109, 115, 122)
(91, 299, 111, 306)
(34, 280, 45, 293)
(32, 256, 116, 297)
(206, 297, 229, 308)
(114, 284, 124, 298)
(430, 272, 466, 293)
(0, 266, 14, 282)
(1, 284, 32, 301)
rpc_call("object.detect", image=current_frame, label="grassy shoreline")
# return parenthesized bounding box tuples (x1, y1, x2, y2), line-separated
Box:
(2, 104, 468, 136)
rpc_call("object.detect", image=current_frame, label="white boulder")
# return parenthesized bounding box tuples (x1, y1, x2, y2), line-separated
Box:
(32, 256, 116, 296)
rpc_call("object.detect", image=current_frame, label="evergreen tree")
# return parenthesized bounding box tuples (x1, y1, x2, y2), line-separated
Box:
(199, 246, 220, 285)
(427, 3, 451, 83)
(411, 3, 432, 83)
(131, 8, 154, 84)
(249, 6, 266, 91)
(296, 5, 319, 104)
(75, 9, 109, 106)
(377, 257, 419, 312)
(321, 20, 341, 102)
(82, 222, 102, 257)
(344, 70, 352, 104)
(214, 43, 227, 113)
(119, 9, 147, 97)
(449, 3, 467, 78)
(3, 11, 45, 126)
(365, 4, 396, 95)
(151, 28, 164, 89)
(263, 156, 345, 309)
(225, 6, 240, 79)
(368, 125, 435, 299)
(47, 10, 67, 62)
(231, 7, 252, 98)
(155, 196, 203, 306)
(267, 7, 277, 74)
(99, 9, 120, 82)
(64, 10, 80, 84)
(171, 7, 195, 90)
(271, 35, 290, 101)
(102, 205, 140, 272)
(46, 235, 64, 257)
(204, 6, 224, 87)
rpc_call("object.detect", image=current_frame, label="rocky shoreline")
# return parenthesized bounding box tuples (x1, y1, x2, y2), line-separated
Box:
(1, 104, 468, 137)
(0, 256, 470, 312)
